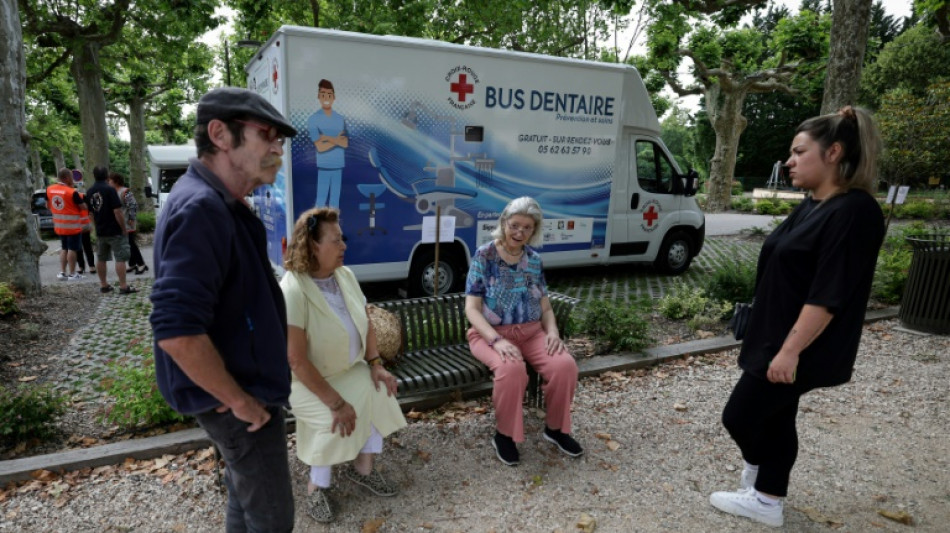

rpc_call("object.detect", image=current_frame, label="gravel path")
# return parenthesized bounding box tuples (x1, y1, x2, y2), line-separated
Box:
(2, 319, 947, 532)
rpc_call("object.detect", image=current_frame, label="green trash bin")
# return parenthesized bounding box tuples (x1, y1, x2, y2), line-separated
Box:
(898, 234, 950, 334)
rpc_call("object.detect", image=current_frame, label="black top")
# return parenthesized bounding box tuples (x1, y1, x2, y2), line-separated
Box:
(86, 181, 124, 237)
(739, 190, 885, 388)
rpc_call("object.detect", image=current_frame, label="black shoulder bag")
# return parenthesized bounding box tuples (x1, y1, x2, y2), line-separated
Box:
(729, 299, 754, 341)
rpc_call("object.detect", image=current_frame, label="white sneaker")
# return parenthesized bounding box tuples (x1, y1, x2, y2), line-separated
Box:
(56, 272, 67, 281)
(66, 273, 84, 281)
(710, 488, 784, 527)
(741, 467, 757, 491)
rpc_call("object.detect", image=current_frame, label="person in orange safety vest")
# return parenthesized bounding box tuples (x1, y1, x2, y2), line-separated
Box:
(46, 168, 87, 281)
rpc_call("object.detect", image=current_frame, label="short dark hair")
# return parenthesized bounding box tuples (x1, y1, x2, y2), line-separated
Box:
(108, 172, 126, 187)
(93, 166, 109, 182)
(318, 79, 335, 94)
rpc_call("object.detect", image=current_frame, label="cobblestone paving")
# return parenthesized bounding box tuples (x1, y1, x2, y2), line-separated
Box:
(52, 237, 764, 401)
(51, 279, 155, 401)
(546, 236, 763, 302)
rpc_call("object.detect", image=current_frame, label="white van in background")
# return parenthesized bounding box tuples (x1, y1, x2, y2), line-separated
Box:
(245, 26, 704, 296)
(146, 144, 195, 216)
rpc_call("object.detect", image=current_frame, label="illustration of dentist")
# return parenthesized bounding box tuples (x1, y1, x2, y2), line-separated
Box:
(308, 79, 348, 208)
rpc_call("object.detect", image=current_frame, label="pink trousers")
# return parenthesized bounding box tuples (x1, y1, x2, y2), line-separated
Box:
(468, 321, 578, 442)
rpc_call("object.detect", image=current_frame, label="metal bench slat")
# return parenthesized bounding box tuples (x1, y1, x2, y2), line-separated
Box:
(406, 348, 471, 389)
(377, 292, 578, 405)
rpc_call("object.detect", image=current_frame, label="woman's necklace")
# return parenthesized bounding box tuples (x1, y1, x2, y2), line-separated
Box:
(500, 242, 524, 258)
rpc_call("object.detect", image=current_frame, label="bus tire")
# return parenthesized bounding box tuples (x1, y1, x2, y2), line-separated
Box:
(654, 230, 693, 275)
(408, 248, 466, 297)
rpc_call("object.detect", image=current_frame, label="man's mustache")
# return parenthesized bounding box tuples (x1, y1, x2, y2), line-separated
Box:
(261, 156, 282, 169)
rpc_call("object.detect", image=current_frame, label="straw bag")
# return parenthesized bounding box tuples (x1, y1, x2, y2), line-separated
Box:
(367, 305, 402, 363)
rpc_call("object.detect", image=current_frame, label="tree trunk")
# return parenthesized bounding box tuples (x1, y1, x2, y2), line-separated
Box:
(72, 152, 83, 173)
(30, 145, 45, 189)
(310, 0, 320, 27)
(0, 0, 46, 294)
(128, 96, 152, 212)
(52, 146, 66, 174)
(70, 42, 110, 173)
(704, 84, 749, 212)
(821, 0, 872, 114)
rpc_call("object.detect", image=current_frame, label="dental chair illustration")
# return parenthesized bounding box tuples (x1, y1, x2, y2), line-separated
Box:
(368, 146, 481, 230)
(356, 183, 387, 235)
(365, 103, 494, 230)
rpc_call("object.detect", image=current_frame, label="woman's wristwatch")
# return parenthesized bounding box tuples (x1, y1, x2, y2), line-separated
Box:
(366, 356, 384, 367)
(488, 335, 503, 348)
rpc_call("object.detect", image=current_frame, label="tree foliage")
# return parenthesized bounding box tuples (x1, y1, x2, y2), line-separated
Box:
(103, 11, 215, 208)
(643, 0, 827, 210)
(661, 106, 707, 177)
(20, 0, 218, 182)
(861, 23, 950, 108)
(877, 81, 950, 188)
(735, 91, 821, 181)
(228, 0, 621, 59)
(20, 0, 133, 172)
(917, 0, 950, 41)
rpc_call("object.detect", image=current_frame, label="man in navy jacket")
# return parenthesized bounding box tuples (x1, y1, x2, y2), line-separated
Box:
(150, 87, 298, 532)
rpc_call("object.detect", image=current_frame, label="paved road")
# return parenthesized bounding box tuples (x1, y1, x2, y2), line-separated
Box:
(38, 237, 155, 288)
(703, 212, 784, 235)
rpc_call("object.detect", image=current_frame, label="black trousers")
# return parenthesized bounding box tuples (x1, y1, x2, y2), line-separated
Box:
(194, 406, 294, 533)
(127, 232, 146, 269)
(721, 371, 814, 497)
(76, 232, 95, 271)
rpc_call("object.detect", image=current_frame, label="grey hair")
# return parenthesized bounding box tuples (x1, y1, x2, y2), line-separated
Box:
(491, 196, 544, 248)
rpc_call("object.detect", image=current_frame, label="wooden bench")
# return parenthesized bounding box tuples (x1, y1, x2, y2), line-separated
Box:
(373, 292, 580, 409)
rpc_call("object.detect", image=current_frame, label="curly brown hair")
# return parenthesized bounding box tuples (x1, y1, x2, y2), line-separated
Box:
(284, 207, 340, 274)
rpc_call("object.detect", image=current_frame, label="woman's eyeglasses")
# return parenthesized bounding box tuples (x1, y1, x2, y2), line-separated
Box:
(506, 221, 535, 235)
(235, 120, 285, 144)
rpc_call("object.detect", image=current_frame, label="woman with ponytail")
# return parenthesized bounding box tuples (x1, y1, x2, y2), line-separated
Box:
(708, 107, 886, 528)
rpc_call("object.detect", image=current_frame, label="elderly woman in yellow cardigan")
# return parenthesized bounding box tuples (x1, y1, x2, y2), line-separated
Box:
(280, 207, 406, 524)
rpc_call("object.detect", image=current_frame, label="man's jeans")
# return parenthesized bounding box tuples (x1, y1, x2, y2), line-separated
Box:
(195, 406, 295, 532)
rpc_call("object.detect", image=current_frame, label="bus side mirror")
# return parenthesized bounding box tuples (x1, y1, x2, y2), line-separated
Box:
(683, 169, 699, 197)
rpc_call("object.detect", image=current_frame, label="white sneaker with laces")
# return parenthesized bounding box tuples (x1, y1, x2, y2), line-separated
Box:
(709, 488, 784, 527)
(57, 272, 67, 281)
(67, 273, 84, 281)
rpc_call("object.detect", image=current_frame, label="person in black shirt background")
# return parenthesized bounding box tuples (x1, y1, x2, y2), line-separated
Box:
(708, 106, 886, 528)
(87, 166, 134, 294)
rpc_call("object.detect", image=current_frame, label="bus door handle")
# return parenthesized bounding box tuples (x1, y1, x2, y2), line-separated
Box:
(631, 193, 640, 210)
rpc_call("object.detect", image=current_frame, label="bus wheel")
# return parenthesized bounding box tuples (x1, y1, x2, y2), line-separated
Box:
(654, 230, 693, 275)
(408, 249, 466, 297)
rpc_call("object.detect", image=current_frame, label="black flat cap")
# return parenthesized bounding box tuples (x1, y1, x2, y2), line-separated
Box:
(196, 87, 298, 137)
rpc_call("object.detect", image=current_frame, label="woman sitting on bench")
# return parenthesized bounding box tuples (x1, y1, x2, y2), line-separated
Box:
(281, 207, 407, 523)
(464, 196, 584, 466)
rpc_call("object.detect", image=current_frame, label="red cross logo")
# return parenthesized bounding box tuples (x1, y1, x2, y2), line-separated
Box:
(643, 205, 659, 226)
(272, 63, 279, 91)
(450, 74, 474, 102)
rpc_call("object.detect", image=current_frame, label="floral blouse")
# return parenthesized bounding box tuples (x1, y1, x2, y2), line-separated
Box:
(465, 241, 547, 325)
